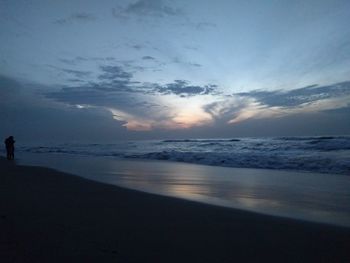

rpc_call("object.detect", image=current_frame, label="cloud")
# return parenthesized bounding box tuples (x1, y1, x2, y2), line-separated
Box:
(172, 57, 202, 68)
(98, 65, 133, 81)
(220, 82, 350, 124)
(45, 58, 350, 133)
(54, 13, 96, 25)
(111, 0, 216, 32)
(142, 56, 156, 60)
(2, 72, 349, 139)
(59, 56, 90, 65)
(155, 80, 216, 97)
(0, 75, 130, 142)
(237, 82, 350, 107)
(129, 44, 144, 50)
(45, 62, 219, 131)
(113, 0, 183, 19)
(50, 63, 217, 98)
(61, 69, 92, 78)
(204, 96, 254, 120)
(48, 65, 92, 81)
(59, 56, 117, 67)
(189, 63, 201, 67)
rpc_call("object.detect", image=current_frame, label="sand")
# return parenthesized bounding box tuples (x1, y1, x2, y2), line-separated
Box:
(1, 157, 349, 262)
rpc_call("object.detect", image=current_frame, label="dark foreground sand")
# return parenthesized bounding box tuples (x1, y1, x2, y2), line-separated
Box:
(1, 158, 349, 262)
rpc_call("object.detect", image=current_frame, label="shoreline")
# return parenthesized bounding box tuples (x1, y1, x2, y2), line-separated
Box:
(17, 152, 350, 227)
(1, 157, 350, 262)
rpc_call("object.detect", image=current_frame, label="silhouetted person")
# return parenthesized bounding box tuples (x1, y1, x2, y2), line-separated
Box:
(4, 136, 15, 160)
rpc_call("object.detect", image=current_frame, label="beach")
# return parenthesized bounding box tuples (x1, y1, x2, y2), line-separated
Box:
(1, 157, 350, 262)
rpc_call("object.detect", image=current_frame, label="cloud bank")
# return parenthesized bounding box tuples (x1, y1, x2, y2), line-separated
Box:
(227, 83, 350, 124)
(1, 72, 349, 141)
(45, 60, 350, 133)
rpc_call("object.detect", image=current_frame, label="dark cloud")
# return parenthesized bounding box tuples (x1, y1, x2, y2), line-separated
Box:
(48, 65, 92, 81)
(46, 64, 149, 116)
(46, 82, 168, 128)
(114, 0, 183, 18)
(61, 69, 92, 78)
(46, 86, 135, 108)
(90, 56, 117, 62)
(67, 79, 85, 83)
(155, 80, 216, 97)
(236, 81, 350, 107)
(189, 63, 202, 67)
(142, 56, 156, 60)
(98, 65, 133, 81)
(60, 56, 117, 66)
(130, 44, 144, 50)
(0, 75, 129, 142)
(47, 63, 216, 105)
(54, 12, 97, 25)
(59, 56, 90, 66)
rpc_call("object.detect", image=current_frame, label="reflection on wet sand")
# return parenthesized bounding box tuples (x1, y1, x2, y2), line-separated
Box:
(18, 153, 350, 227)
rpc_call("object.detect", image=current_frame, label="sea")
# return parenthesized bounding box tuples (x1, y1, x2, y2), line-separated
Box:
(5, 136, 350, 227)
(17, 136, 350, 175)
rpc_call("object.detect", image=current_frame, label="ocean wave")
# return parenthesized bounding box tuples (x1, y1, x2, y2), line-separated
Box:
(162, 139, 240, 143)
(278, 136, 336, 141)
(18, 136, 350, 175)
(124, 151, 350, 175)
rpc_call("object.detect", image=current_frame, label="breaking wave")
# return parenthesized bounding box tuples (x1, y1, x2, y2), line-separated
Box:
(17, 136, 350, 175)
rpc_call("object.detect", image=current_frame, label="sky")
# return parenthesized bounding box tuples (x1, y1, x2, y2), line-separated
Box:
(1, 0, 350, 142)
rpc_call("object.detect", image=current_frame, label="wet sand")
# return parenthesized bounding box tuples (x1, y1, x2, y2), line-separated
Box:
(1, 157, 349, 262)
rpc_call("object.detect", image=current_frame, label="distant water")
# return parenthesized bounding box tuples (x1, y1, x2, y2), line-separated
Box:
(17, 136, 350, 175)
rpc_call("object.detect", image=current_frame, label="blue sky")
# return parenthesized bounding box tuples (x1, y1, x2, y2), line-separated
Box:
(1, 0, 350, 140)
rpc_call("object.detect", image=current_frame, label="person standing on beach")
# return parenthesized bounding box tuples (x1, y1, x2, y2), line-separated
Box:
(4, 136, 15, 160)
